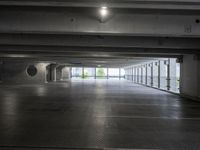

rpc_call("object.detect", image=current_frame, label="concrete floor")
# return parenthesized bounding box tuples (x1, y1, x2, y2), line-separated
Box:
(0, 79, 200, 150)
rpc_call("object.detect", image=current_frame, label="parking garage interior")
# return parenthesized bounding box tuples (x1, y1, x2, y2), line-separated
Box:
(1, 0, 200, 150)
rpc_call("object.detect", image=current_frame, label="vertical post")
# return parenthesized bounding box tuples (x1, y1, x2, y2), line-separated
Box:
(94, 67, 96, 79)
(151, 62, 153, 87)
(141, 66, 143, 84)
(70, 67, 72, 79)
(54, 67, 57, 81)
(138, 67, 139, 83)
(167, 59, 170, 90)
(158, 61, 160, 88)
(135, 67, 137, 83)
(82, 67, 84, 79)
(145, 64, 148, 85)
(132, 67, 134, 82)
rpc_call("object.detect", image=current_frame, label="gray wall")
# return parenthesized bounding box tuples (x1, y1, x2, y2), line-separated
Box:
(56, 66, 70, 81)
(180, 55, 200, 100)
(1, 60, 49, 84)
(62, 67, 70, 81)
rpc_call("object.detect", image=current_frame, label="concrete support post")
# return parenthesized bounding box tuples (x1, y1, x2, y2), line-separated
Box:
(48, 64, 58, 82)
(82, 67, 84, 79)
(167, 59, 170, 90)
(141, 66, 143, 84)
(70, 67, 72, 79)
(53, 65, 57, 82)
(158, 60, 161, 88)
(169, 58, 177, 92)
(94, 68, 96, 79)
(134, 67, 136, 83)
(145, 64, 148, 85)
(132, 67, 134, 82)
(151, 62, 153, 87)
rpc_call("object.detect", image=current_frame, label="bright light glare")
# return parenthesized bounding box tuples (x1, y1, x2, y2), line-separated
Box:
(100, 6, 108, 17)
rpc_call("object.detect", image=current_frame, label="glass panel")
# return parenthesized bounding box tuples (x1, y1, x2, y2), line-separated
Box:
(83, 68, 95, 79)
(153, 61, 159, 88)
(136, 67, 138, 83)
(72, 67, 83, 78)
(169, 58, 177, 92)
(120, 68, 125, 79)
(142, 66, 146, 84)
(160, 60, 168, 90)
(108, 68, 119, 79)
(96, 68, 107, 79)
(134, 68, 137, 82)
(138, 67, 142, 83)
(147, 64, 152, 86)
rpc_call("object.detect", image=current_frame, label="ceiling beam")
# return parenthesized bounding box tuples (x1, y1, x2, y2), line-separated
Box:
(0, 33, 200, 50)
(0, 0, 200, 11)
(0, 7, 199, 37)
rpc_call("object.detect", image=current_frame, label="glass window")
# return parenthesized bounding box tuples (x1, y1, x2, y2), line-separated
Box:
(147, 64, 152, 86)
(160, 60, 168, 90)
(153, 61, 159, 88)
(72, 67, 83, 78)
(120, 68, 125, 79)
(83, 68, 95, 79)
(96, 68, 107, 79)
(108, 68, 119, 79)
(142, 65, 146, 84)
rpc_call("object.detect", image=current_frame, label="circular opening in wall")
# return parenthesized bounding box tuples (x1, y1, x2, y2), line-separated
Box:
(27, 65, 37, 77)
(196, 19, 200, 24)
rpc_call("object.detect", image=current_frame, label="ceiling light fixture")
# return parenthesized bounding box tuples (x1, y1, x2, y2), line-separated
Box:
(100, 6, 108, 17)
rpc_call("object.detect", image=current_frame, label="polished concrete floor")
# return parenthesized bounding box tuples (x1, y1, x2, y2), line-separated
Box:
(0, 79, 200, 150)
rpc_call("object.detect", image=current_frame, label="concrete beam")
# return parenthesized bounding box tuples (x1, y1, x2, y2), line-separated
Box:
(0, 33, 200, 50)
(0, 7, 199, 37)
(0, 0, 200, 11)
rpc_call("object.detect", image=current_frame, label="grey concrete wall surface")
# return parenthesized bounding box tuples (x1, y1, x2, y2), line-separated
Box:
(62, 67, 70, 81)
(180, 54, 200, 101)
(56, 66, 70, 81)
(1, 60, 49, 84)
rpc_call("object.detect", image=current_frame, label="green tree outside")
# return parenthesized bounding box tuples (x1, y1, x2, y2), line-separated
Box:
(96, 68, 106, 78)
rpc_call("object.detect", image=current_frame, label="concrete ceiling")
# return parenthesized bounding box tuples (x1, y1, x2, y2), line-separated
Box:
(0, 0, 199, 67)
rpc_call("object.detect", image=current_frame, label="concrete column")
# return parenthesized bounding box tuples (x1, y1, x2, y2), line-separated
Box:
(132, 67, 134, 82)
(94, 68, 96, 79)
(180, 54, 200, 101)
(51, 64, 58, 82)
(151, 63, 153, 87)
(158, 60, 161, 89)
(145, 64, 148, 85)
(169, 58, 177, 92)
(141, 66, 143, 84)
(82, 67, 84, 79)
(56, 65, 65, 81)
(167, 59, 170, 91)
(70, 67, 72, 79)
(0, 61, 2, 82)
